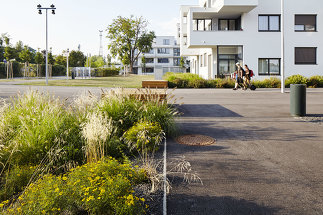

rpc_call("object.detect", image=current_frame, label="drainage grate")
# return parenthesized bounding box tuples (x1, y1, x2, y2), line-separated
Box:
(176, 135, 216, 146)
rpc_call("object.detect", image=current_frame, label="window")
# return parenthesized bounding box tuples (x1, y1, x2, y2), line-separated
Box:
(204, 53, 207, 67)
(259, 15, 280, 31)
(174, 58, 180, 66)
(144, 49, 154, 54)
(163, 39, 170, 45)
(145, 58, 154, 63)
(193, 19, 212, 31)
(295, 47, 317, 64)
(146, 68, 154, 73)
(258, 58, 280, 75)
(295, 15, 316, 31)
(158, 58, 169, 63)
(174, 48, 180, 56)
(219, 19, 235, 31)
(157, 48, 170, 54)
(183, 36, 187, 45)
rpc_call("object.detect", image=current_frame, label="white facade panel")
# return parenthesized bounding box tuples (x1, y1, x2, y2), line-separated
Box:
(180, 0, 323, 79)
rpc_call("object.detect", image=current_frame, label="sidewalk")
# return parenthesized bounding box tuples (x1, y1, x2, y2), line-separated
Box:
(167, 89, 323, 215)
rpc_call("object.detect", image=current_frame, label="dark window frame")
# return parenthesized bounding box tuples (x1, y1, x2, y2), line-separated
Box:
(158, 58, 169, 64)
(295, 47, 317, 65)
(258, 15, 281, 32)
(193, 19, 212, 31)
(258, 58, 281, 76)
(294, 14, 317, 32)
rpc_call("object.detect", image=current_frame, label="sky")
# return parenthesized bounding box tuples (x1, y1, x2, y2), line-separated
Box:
(0, 0, 197, 57)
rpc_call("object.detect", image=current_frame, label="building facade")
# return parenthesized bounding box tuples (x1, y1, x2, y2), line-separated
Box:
(134, 36, 185, 75)
(179, 0, 323, 80)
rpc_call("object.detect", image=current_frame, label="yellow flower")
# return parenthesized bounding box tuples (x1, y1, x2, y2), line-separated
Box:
(55, 188, 60, 192)
(17, 174, 21, 177)
(62, 176, 67, 181)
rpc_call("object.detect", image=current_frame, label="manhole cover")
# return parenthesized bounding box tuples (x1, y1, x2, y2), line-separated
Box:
(176, 135, 216, 146)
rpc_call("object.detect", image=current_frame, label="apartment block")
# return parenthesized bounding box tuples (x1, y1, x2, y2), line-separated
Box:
(179, 0, 323, 79)
(134, 36, 185, 75)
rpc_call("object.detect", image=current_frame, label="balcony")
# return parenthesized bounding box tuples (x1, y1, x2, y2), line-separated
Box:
(214, 0, 258, 14)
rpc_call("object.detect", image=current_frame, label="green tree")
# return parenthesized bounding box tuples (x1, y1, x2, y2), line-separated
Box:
(15, 41, 24, 62)
(107, 16, 155, 74)
(69, 50, 86, 67)
(55, 54, 66, 66)
(35, 51, 44, 64)
(107, 54, 112, 67)
(180, 57, 185, 68)
(85, 55, 105, 68)
(141, 55, 146, 73)
(4, 46, 17, 61)
(19, 46, 33, 63)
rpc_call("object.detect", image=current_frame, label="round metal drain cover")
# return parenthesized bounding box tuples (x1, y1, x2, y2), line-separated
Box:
(176, 135, 216, 146)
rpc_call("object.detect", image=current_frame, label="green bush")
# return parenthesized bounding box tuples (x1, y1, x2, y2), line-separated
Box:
(94, 68, 120, 77)
(164, 72, 204, 88)
(308, 76, 323, 88)
(285, 75, 308, 88)
(124, 121, 164, 153)
(252, 77, 281, 88)
(0, 165, 37, 202)
(3, 159, 147, 215)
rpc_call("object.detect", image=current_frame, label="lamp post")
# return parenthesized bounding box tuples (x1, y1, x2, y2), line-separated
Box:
(66, 48, 69, 79)
(37, 4, 56, 85)
(281, 0, 285, 93)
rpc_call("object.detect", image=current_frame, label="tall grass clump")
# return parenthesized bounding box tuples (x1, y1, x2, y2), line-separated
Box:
(164, 72, 205, 88)
(252, 77, 281, 88)
(0, 90, 85, 175)
(81, 113, 117, 163)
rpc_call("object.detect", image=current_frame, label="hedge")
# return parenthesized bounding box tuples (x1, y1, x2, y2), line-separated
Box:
(93, 68, 120, 77)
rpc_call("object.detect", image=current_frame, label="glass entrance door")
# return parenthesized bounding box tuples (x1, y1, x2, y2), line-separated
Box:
(217, 46, 243, 77)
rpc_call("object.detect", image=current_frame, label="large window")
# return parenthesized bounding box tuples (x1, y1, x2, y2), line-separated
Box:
(219, 19, 236, 31)
(157, 48, 170, 54)
(193, 19, 212, 31)
(158, 58, 169, 63)
(258, 58, 280, 75)
(217, 46, 243, 76)
(295, 15, 316, 31)
(144, 49, 154, 54)
(295, 47, 317, 64)
(259, 15, 280, 31)
(145, 58, 154, 63)
(174, 48, 180, 56)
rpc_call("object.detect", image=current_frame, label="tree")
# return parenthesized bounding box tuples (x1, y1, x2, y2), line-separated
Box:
(107, 54, 112, 67)
(180, 57, 185, 68)
(19, 46, 33, 63)
(48, 52, 55, 65)
(141, 55, 146, 74)
(107, 16, 155, 74)
(35, 50, 44, 65)
(85, 55, 105, 68)
(69, 50, 86, 67)
(55, 54, 66, 66)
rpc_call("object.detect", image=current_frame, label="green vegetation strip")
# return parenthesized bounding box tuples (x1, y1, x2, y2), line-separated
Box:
(15, 75, 155, 88)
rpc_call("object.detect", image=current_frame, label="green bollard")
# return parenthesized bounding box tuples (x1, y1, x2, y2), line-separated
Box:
(290, 84, 306, 117)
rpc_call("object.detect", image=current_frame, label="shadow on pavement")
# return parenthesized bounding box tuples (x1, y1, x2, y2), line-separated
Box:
(177, 104, 243, 118)
(167, 194, 280, 215)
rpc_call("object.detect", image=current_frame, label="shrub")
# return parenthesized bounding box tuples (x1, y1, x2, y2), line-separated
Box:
(3, 159, 147, 215)
(124, 121, 164, 153)
(307, 75, 323, 88)
(164, 72, 204, 88)
(94, 68, 120, 77)
(252, 77, 281, 88)
(285, 75, 308, 88)
(0, 165, 37, 202)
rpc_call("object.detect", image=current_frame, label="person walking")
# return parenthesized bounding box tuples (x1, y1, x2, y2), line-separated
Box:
(233, 62, 244, 90)
(244, 64, 251, 89)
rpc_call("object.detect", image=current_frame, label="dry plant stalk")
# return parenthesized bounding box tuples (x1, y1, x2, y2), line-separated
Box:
(81, 113, 115, 163)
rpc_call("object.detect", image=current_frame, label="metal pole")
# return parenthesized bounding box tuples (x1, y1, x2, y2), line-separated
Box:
(45, 9, 48, 85)
(281, 0, 285, 93)
(66, 49, 69, 79)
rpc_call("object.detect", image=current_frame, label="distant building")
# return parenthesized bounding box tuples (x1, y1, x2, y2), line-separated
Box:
(133, 36, 186, 75)
(179, 0, 323, 79)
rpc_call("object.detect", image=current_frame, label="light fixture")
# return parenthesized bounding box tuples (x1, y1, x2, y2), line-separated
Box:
(50, 4, 55, 8)
(52, 10, 55, 14)
(38, 9, 42, 14)
(37, 4, 41, 8)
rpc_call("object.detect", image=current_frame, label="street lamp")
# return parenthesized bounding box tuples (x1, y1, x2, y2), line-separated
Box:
(281, 0, 285, 93)
(37, 4, 56, 85)
(66, 48, 69, 79)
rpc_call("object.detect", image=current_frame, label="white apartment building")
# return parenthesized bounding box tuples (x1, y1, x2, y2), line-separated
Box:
(134, 36, 185, 75)
(179, 0, 323, 80)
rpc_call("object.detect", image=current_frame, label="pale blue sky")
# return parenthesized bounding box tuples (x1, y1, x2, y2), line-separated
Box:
(0, 0, 196, 56)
